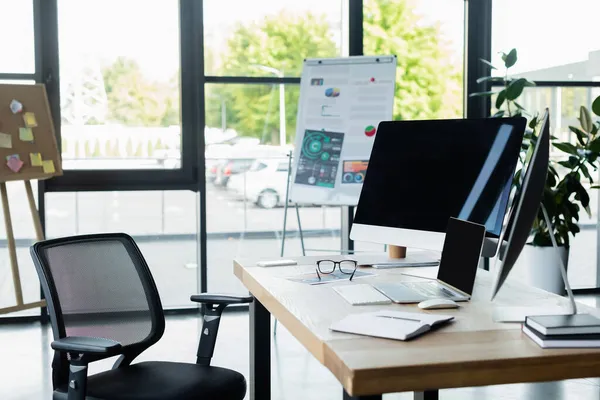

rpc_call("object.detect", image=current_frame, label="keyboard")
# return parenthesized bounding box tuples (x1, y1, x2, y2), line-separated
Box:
(402, 282, 456, 298)
(333, 284, 392, 306)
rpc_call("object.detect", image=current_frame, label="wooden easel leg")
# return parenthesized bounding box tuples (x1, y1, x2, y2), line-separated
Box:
(24, 180, 44, 241)
(0, 182, 23, 305)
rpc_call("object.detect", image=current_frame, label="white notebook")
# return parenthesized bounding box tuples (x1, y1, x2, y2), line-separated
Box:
(330, 310, 454, 341)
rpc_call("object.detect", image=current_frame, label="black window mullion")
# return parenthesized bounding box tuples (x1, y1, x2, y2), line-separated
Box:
(465, 0, 492, 118)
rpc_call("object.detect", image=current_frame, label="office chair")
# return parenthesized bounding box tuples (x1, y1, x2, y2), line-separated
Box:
(30, 233, 252, 400)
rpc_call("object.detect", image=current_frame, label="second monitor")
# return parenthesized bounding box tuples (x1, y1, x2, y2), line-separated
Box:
(351, 117, 526, 255)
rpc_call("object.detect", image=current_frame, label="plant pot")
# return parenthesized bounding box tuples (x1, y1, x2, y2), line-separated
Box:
(519, 244, 569, 295)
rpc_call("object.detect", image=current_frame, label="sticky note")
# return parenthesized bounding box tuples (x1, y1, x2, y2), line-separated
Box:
(19, 127, 34, 142)
(23, 112, 38, 128)
(9, 99, 23, 114)
(0, 133, 12, 149)
(6, 155, 23, 172)
(30, 153, 42, 166)
(42, 160, 55, 174)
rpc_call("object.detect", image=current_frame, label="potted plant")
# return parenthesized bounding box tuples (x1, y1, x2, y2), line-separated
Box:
(471, 48, 600, 294)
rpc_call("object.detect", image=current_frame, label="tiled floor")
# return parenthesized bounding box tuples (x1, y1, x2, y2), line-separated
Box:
(2, 301, 600, 400)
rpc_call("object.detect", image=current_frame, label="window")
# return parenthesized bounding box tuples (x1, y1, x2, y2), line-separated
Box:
(0, 0, 35, 74)
(492, 0, 600, 81)
(57, 0, 181, 170)
(363, 0, 465, 120)
(45, 191, 199, 308)
(203, 0, 344, 76)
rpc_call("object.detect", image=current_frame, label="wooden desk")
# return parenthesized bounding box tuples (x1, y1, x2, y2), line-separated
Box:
(234, 254, 600, 400)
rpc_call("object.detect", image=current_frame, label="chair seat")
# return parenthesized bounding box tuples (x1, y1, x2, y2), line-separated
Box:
(55, 361, 246, 400)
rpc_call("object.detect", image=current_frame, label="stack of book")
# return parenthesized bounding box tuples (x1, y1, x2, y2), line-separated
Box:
(522, 314, 600, 348)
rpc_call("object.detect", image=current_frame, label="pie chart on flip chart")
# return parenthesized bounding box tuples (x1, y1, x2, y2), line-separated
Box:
(364, 125, 377, 137)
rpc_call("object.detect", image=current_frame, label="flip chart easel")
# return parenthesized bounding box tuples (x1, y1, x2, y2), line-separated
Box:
(0, 84, 63, 314)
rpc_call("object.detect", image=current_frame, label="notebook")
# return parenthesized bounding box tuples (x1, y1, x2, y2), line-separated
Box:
(522, 325, 600, 348)
(329, 310, 454, 341)
(526, 314, 600, 335)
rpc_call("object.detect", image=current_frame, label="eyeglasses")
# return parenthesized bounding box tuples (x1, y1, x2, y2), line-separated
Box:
(316, 259, 358, 281)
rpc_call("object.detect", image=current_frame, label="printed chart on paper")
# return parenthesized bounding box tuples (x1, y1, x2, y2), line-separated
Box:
(290, 56, 396, 206)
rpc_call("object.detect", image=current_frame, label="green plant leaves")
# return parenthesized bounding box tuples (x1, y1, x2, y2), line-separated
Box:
(468, 90, 496, 97)
(502, 49, 518, 68)
(495, 90, 506, 109)
(493, 110, 505, 118)
(553, 142, 578, 155)
(592, 95, 600, 117)
(580, 106, 593, 133)
(505, 78, 534, 101)
(479, 59, 497, 70)
(476, 76, 504, 84)
(569, 126, 588, 146)
(589, 137, 600, 153)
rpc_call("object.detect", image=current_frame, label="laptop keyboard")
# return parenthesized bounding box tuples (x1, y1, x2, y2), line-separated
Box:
(402, 282, 456, 298)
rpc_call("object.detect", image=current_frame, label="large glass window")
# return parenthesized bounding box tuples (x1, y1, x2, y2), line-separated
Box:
(57, 0, 181, 170)
(363, 0, 465, 120)
(0, 0, 35, 74)
(492, 0, 600, 81)
(45, 191, 199, 308)
(0, 182, 40, 317)
(205, 83, 341, 292)
(203, 0, 344, 77)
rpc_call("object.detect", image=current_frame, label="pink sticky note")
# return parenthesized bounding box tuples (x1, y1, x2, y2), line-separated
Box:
(7, 157, 23, 172)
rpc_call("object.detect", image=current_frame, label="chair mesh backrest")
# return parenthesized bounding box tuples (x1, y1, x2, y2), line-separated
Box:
(35, 235, 164, 348)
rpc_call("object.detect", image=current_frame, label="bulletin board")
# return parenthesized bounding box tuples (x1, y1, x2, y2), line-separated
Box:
(0, 83, 62, 182)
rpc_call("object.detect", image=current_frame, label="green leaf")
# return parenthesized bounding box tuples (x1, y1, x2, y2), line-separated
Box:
(513, 101, 526, 110)
(476, 76, 504, 84)
(558, 160, 574, 169)
(479, 58, 497, 70)
(503, 49, 518, 68)
(553, 142, 578, 155)
(592, 95, 600, 117)
(573, 179, 590, 209)
(493, 110, 505, 118)
(505, 78, 528, 100)
(580, 163, 593, 183)
(469, 90, 497, 97)
(569, 126, 587, 146)
(528, 116, 539, 129)
(495, 89, 507, 109)
(589, 137, 600, 153)
(580, 106, 593, 133)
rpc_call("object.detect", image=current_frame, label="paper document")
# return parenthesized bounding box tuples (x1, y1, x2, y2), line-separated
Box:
(330, 310, 454, 341)
(287, 270, 374, 285)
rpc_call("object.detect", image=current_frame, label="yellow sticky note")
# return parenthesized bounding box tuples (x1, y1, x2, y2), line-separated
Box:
(0, 133, 12, 148)
(30, 153, 42, 167)
(19, 127, 34, 142)
(23, 112, 38, 128)
(42, 160, 55, 174)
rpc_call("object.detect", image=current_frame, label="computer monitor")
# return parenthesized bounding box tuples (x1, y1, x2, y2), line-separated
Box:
(350, 117, 527, 255)
(490, 110, 550, 300)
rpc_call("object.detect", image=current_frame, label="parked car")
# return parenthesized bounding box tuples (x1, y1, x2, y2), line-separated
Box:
(228, 158, 290, 209)
(213, 158, 256, 187)
(212, 144, 292, 188)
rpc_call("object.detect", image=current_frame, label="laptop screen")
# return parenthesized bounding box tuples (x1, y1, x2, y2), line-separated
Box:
(436, 218, 485, 295)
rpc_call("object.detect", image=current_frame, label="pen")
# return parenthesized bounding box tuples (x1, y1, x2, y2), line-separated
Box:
(377, 315, 421, 322)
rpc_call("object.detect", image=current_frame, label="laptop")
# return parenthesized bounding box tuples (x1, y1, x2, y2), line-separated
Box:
(374, 218, 486, 303)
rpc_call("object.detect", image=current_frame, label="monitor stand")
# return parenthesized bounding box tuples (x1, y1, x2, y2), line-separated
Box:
(493, 204, 579, 322)
(388, 245, 406, 259)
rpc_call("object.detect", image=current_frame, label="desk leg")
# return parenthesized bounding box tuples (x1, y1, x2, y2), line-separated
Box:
(250, 299, 271, 400)
(342, 390, 381, 400)
(414, 390, 438, 400)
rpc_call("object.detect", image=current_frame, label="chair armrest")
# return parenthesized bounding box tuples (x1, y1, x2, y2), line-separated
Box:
(51, 336, 122, 355)
(190, 293, 253, 305)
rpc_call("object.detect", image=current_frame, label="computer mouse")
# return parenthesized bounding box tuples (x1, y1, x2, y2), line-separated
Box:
(418, 298, 459, 310)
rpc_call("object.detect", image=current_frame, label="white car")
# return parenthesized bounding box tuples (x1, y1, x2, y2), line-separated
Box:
(229, 158, 290, 209)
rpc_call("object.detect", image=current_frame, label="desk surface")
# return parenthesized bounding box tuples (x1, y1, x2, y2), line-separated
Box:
(234, 253, 600, 397)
